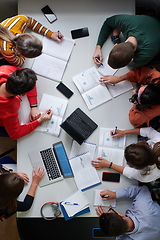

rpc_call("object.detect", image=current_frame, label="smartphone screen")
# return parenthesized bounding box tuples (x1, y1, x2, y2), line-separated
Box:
(71, 27, 89, 39)
(53, 141, 73, 178)
(102, 172, 120, 182)
(92, 228, 106, 238)
(56, 82, 74, 99)
(41, 5, 57, 23)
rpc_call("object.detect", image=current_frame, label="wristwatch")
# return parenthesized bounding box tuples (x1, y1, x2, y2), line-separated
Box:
(111, 35, 119, 42)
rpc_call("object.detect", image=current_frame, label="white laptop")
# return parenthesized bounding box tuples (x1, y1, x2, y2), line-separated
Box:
(28, 146, 63, 187)
(28, 141, 74, 187)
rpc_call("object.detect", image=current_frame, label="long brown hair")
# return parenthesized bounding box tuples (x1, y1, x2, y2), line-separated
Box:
(0, 24, 42, 58)
(125, 141, 160, 174)
(0, 173, 24, 213)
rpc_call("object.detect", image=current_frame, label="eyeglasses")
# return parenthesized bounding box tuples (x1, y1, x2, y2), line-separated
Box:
(107, 207, 118, 215)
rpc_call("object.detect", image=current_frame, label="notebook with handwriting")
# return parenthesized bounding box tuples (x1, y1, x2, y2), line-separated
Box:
(32, 37, 75, 81)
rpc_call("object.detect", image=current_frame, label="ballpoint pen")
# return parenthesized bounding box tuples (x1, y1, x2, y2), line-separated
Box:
(42, 106, 52, 119)
(112, 126, 117, 135)
(64, 202, 79, 205)
(102, 195, 110, 198)
(58, 30, 62, 39)
(101, 80, 115, 86)
(94, 56, 104, 66)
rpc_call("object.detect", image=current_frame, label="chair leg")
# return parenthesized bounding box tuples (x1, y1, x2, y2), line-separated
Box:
(0, 148, 14, 158)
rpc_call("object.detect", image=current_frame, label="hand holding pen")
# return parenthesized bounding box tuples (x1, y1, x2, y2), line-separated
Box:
(100, 189, 116, 200)
(111, 129, 125, 138)
(38, 108, 53, 124)
(94, 56, 104, 66)
(50, 31, 64, 42)
(99, 75, 119, 85)
(57, 30, 64, 40)
(112, 126, 117, 135)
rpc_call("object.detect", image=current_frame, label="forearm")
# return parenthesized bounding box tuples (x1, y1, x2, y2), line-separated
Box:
(3, 119, 40, 140)
(116, 74, 128, 83)
(27, 16, 53, 38)
(111, 163, 124, 174)
(97, 19, 113, 46)
(122, 128, 140, 135)
(27, 182, 38, 197)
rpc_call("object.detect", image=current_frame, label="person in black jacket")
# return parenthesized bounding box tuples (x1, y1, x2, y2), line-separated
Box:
(0, 166, 44, 219)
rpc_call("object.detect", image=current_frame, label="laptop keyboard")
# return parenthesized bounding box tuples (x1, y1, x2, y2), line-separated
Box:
(68, 112, 93, 138)
(40, 148, 61, 181)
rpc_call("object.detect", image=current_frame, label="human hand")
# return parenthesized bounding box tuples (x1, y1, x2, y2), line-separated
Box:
(32, 167, 45, 185)
(51, 32, 64, 42)
(95, 205, 106, 216)
(92, 45, 103, 65)
(16, 172, 29, 184)
(91, 157, 110, 169)
(110, 129, 125, 138)
(100, 189, 116, 201)
(38, 109, 53, 124)
(30, 107, 41, 121)
(99, 75, 120, 85)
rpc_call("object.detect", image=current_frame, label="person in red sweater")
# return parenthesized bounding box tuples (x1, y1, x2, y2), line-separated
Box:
(99, 66, 160, 128)
(0, 65, 52, 139)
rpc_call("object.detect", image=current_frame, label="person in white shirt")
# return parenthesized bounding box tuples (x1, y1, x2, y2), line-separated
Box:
(91, 127, 160, 182)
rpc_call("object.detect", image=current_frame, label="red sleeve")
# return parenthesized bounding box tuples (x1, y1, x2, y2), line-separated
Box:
(129, 105, 160, 128)
(26, 86, 38, 105)
(2, 112, 40, 140)
(126, 67, 157, 84)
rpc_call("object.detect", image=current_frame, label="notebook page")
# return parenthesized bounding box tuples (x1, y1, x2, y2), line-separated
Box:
(98, 56, 118, 76)
(69, 152, 101, 191)
(61, 190, 89, 217)
(93, 189, 116, 207)
(97, 147, 124, 166)
(32, 53, 67, 81)
(42, 36, 75, 61)
(107, 80, 133, 98)
(69, 140, 96, 160)
(99, 127, 126, 149)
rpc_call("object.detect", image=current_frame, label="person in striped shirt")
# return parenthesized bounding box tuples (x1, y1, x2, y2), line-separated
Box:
(0, 15, 63, 67)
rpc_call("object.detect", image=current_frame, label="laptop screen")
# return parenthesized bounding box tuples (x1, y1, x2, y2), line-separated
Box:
(53, 142, 74, 177)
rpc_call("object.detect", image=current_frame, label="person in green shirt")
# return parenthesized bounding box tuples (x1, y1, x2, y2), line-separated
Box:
(93, 14, 160, 69)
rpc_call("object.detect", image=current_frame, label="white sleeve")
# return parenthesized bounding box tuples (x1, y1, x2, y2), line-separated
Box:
(123, 166, 160, 182)
(140, 127, 160, 142)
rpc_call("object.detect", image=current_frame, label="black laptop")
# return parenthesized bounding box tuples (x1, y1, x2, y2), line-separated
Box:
(60, 108, 98, 145)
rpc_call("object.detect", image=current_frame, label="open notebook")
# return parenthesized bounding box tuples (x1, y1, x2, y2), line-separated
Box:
(32, 37, 75, 81)
(98, 127, 126, 166)
(72, 66, 133, 110)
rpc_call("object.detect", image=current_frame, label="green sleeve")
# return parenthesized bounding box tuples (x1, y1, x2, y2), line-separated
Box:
(97, 16, 119, 47)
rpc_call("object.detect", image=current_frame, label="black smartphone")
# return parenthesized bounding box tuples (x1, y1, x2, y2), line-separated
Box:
(71, 27, 89, 39)
(102, 172, 120, 183)
(92, 228, 106, 238)
(56, 82, 74, 99)
(52, 141, 73, 178)
(41, 5, 57, 23)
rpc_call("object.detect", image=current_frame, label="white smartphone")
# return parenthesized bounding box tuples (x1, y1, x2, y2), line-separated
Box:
(41, 5, 57, 23)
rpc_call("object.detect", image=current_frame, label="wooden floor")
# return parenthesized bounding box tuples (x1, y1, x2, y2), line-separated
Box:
(0, 136, 20, 240)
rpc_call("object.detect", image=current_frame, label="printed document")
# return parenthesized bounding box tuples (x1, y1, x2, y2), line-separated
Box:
(98, 128, 126, 166)
(69, 152, 101, 191)
(72, 66, 112, 110)
(36, 93, 68, 136)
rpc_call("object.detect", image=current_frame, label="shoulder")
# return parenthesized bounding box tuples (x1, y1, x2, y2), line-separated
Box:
(0, 65, 20, 74)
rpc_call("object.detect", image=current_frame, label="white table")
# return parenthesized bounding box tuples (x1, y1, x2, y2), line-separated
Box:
(18, 0, 136, 218)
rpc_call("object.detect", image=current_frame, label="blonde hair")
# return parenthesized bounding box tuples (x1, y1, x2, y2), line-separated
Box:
(0, 24, 42, 58)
